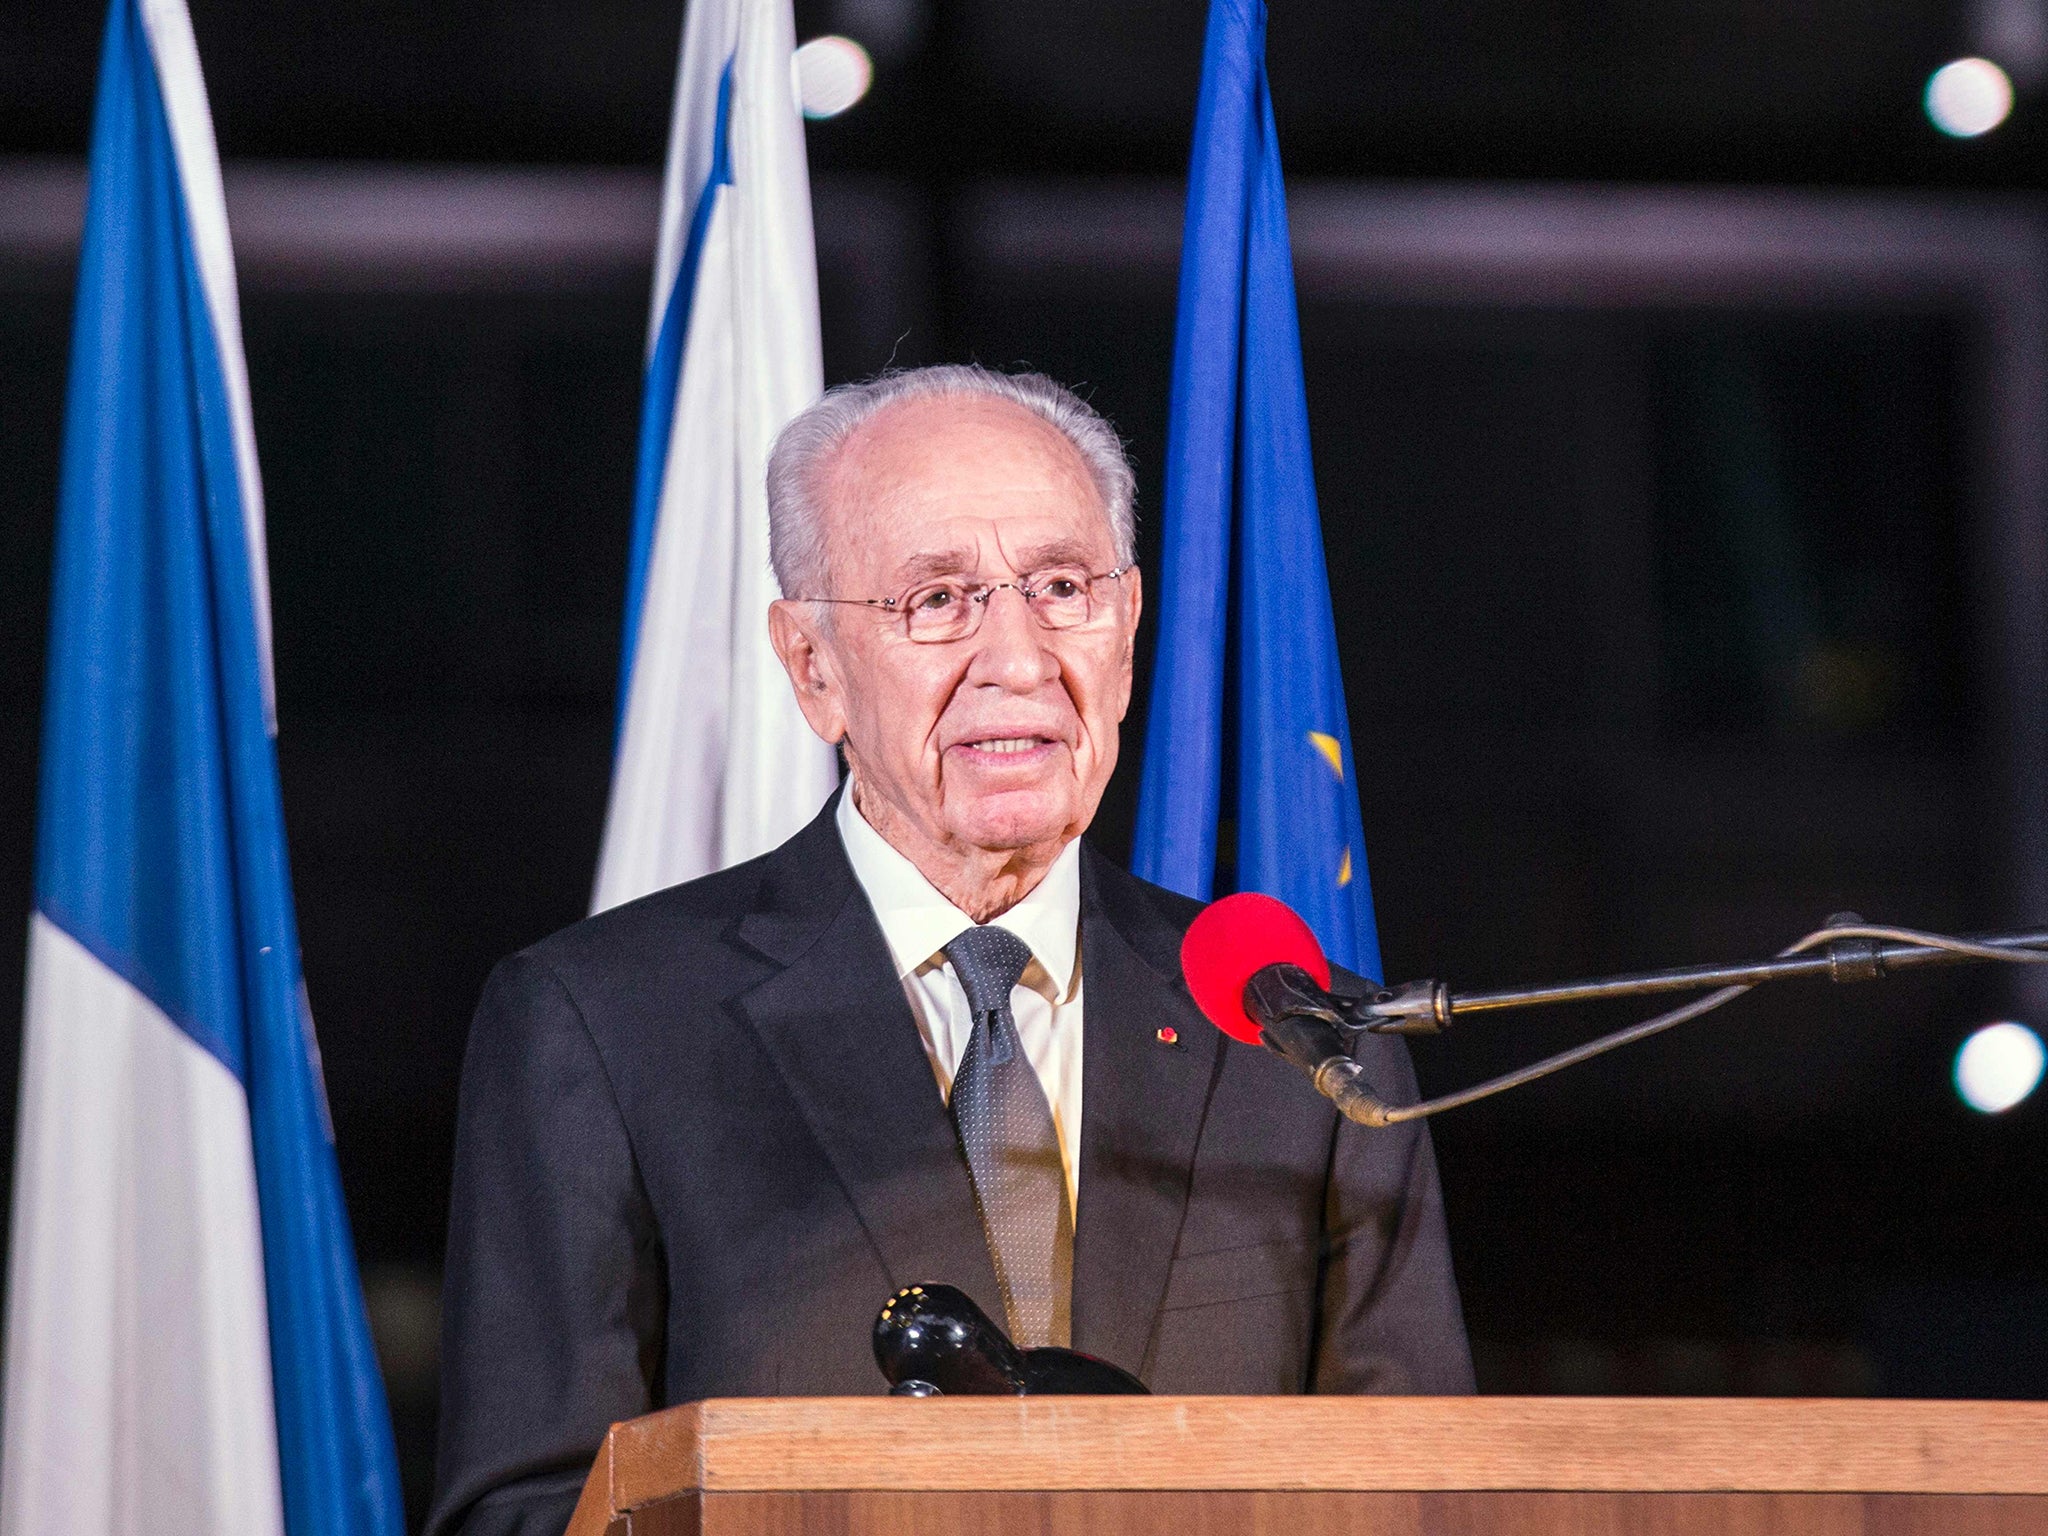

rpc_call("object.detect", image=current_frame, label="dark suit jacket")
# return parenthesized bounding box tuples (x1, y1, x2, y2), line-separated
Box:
(425, 798, 1472, 1536)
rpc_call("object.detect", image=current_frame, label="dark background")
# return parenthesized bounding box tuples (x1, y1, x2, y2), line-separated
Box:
(3, 0, 2047, 1524)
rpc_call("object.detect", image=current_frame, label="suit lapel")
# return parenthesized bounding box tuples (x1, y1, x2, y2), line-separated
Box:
(728, 808, 1004, 1323)
(1070, 849, 1222, 1377)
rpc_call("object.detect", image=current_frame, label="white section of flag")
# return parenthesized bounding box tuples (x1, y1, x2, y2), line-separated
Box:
(1, 916, 286, 1536)
(591, 0, 838, 913)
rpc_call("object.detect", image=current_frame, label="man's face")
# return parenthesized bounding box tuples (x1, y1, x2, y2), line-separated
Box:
(772, 395, 1141, 869)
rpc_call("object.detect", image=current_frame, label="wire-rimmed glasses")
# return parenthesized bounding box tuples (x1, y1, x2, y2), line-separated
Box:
(796, 564, 1134, 643)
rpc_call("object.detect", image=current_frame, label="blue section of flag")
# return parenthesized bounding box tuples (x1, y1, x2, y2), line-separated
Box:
(37, 0, 247, 1077)
(615, 58, 737, 730)
(1133, 0, 1384, 981)
(33, 3, 406, 1532)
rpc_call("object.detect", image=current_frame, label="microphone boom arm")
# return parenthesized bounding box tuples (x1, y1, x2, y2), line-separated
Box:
(1359, 919, 2048, 1034)
(1295, 918, 2048, 1130)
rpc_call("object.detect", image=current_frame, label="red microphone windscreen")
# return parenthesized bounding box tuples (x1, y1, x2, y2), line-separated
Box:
(1180, 892, 1333, 1044)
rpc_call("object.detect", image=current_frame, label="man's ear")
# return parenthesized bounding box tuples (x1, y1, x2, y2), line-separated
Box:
(1114, 564, 1143, 720)
(769, 599, 849, 745)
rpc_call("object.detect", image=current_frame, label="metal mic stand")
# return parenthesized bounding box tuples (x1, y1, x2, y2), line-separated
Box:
(1316, 916, 2048, 1127)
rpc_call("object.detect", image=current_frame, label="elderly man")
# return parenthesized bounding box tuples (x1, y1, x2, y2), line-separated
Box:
(426, 366, 1471, 1536)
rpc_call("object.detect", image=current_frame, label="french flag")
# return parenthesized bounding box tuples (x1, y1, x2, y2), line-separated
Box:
(0, 3, 403, 1534)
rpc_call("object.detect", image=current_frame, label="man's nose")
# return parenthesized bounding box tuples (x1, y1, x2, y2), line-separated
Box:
(966, 587, 1059, 690)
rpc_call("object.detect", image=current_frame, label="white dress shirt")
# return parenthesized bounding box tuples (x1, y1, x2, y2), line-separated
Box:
(835, 789, 1084, 1211)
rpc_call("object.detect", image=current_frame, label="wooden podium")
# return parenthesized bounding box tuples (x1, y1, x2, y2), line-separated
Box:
(563, 1395, 2048, 1535)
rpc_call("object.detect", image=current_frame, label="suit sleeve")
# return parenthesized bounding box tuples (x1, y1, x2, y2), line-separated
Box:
(1309, 1030, 1476, 1393)
(423, 951, 667, 1536)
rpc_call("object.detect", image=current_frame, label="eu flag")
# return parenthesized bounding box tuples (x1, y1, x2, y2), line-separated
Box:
(1133, 0, 1383, 981)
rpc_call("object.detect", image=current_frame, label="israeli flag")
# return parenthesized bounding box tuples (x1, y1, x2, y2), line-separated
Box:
(592, 0, 839, 912)
(0, 3, 404, 1534)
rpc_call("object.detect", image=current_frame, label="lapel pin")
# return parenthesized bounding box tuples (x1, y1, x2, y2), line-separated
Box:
(1156, 1026, 1179, 1045)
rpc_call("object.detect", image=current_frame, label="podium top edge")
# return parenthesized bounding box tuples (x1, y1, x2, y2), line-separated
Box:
(598, 1396, 2048, 1505)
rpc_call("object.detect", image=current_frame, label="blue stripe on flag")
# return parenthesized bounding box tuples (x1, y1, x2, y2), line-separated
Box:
(37, 0, 250, 1078)
(615, 58, 737, 731)
(33, 3, 408, 1531)
(1133, 0, 1383, 980)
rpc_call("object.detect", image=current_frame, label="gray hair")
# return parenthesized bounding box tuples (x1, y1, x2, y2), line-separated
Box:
(765, 364, 1136, 597)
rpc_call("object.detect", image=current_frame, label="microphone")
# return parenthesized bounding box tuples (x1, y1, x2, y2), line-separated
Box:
(1180, 893, 1397, 1128)
(872, 1284, 1148, 1395)
(1185, 897, 2048, 1132)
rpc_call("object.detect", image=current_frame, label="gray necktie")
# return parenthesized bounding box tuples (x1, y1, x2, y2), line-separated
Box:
(943, 924, 1073, 1348)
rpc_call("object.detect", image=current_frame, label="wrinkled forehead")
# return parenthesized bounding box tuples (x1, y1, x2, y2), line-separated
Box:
(817, 395, 1116, 588)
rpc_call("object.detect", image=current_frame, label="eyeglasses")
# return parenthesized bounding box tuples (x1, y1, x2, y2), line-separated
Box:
(797, 564, 1134, 644)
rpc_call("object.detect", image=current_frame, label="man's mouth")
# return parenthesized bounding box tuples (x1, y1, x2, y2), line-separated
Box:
(950, 733, 1066, 767)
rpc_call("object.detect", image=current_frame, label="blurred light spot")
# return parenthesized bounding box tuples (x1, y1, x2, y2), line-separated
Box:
(1973, 0, 2048, 91)
(1791, 643, 1901, 734)
(360, 1262, 442, 1403)
(795, 36, 873, 119)
(1954, 1022, 2045, 1113)
(830, 0, 926, 64)
(1925, 57, 2015, 137)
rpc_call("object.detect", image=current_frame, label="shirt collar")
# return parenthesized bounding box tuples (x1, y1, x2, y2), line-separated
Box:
(836, 787, 1081, 1000)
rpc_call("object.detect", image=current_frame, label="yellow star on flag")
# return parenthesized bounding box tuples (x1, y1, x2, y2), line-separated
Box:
(1308, 730, 1343, 779)
(1307, 732, 1355, 886)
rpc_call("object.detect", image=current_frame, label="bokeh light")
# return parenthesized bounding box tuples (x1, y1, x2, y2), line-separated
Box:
(1954, 1022, 2046, 1114)
(794, 36, 873, 120)
(1924, 57, 2015, 137)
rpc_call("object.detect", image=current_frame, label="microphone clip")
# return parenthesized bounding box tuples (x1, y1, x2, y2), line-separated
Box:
(1243, 965, 1452, 1039)
(1242, 962, 1353, 1037)
(1241, 965, 1398, 1128)
(1356, 977, 1455, 1034)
